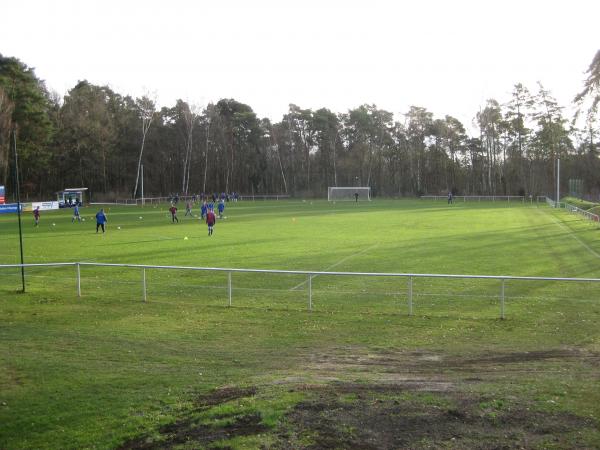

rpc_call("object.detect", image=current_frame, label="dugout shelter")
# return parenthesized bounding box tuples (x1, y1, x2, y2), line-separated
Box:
(57, 188, 88, 207)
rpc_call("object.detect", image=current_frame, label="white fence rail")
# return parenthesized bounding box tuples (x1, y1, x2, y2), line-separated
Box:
(238, 194, 291, 201)
(421, 195, 526, 203)
(92, 196, 199, 206)
(91, 194, 290, 206)
(544, 197, 600, 226)
(1, 262, 599, 319)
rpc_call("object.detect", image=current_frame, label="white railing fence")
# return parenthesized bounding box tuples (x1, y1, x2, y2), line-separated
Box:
(91, 195, 197, 206)
(421, 195, 527, 203)
(91, 194, 290, 206)
(1, 262, 599, 320)
(544, 197, 600, 226)
(420, 195, 599, 226)
(238, 194, 291, 201)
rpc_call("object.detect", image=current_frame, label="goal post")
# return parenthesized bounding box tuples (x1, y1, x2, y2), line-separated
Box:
(328, 187, 371, 201)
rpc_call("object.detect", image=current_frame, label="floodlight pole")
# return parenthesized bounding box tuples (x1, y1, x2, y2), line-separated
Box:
(13, 126, 25, 292)
(141, 164, 144, 207)
(555, 158, 560, 208)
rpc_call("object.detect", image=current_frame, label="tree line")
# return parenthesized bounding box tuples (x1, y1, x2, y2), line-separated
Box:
(1, 51, 599, 201)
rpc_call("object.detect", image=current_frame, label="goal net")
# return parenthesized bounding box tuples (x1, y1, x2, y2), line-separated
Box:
(328, 187, 371, 201)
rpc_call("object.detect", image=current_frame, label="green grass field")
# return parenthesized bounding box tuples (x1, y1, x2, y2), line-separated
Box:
(1, 199, 599, 449)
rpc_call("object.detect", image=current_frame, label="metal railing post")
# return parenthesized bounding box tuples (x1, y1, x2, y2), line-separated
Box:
(500, 279, 505, 319)
(142, 268, 147, 302)
(308, 275, 312, 311)
(76, 263, 81, 298)
(228, 271, 232, 306)
(5, 263, 600, 318)
(408, 276, 413, 316)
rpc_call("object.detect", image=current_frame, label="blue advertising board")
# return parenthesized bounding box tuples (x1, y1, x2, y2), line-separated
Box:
(0, 203, 22, 214)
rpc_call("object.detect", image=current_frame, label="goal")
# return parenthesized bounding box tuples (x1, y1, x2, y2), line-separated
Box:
(328, 187, 371, 201)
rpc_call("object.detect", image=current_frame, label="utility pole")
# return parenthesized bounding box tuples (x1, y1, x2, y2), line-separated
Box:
(141, 164, 144, 206)
(13, 126, 25, 292)
(556, 158, 560, 207)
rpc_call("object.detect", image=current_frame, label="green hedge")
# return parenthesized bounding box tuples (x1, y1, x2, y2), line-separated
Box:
(562, 196, 600, 211)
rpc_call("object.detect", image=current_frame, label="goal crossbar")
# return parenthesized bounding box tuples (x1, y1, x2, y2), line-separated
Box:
(328, 187, 371, 201)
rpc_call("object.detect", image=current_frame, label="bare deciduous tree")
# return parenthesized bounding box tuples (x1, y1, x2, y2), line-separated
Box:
(181, 102, 200, 194)
(133, 94, 156, 198)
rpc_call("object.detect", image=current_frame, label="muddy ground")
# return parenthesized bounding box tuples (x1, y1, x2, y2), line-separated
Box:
(119, 348, 600, 449)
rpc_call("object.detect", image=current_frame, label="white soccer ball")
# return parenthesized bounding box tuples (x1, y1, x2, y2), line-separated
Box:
(139, 216, 143, 219)
(184, 236, 188, 240)
(117, 226, 121, 230)
(82, 218, 85, 222)
(52, 223, 56, 226)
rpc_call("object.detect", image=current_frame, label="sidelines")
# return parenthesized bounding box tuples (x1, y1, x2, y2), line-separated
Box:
(1, 261, 600, 281)
(289, 243, 380, 291)
(421, 195, 525, 202)
(0, 269, 588, 303)
(545, 211, 600, 260)
(2, 261, 599, 319)
(90, 202, 138, 206)
(544, 196, 600, 227)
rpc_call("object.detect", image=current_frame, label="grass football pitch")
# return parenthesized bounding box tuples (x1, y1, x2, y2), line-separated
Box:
(1, 199, 599, 449)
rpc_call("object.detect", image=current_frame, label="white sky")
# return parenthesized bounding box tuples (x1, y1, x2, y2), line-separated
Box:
(2, 0, 598, 130)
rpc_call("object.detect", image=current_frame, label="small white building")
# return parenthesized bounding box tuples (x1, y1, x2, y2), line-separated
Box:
(56, 188, 88, 207)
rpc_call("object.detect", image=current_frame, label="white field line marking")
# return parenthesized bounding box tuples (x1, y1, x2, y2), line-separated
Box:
(546, 212, 600, 259)
(290, 243, 380, 291)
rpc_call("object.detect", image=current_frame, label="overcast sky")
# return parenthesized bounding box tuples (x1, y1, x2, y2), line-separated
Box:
(2, 0, 598, 129)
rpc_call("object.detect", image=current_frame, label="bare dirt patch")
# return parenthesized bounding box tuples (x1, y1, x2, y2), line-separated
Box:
(268, 347, 599, 448)
(119, 412, 267, 449)
(118, 348, 600, 449)
(274, 385, 595, 449)
(118, 386, 262, 450)
(300, 346, 600, 382)
(195, 385, 257, 408)
(462, 349, 586, 365)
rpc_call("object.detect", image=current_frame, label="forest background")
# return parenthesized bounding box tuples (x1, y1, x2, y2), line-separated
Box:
(0, 50, 599, 201)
